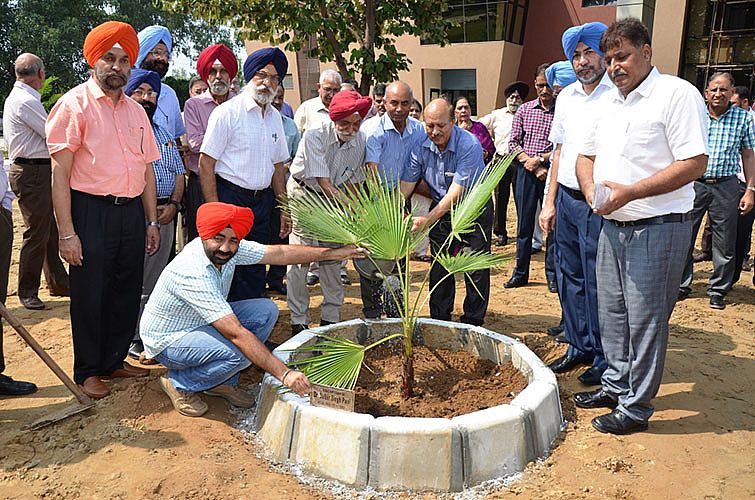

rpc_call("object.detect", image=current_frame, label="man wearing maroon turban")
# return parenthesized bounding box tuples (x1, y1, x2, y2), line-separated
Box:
(183, 44, 238, 240)
(139, 202, 365, 417)
(46, 20, 161, 399)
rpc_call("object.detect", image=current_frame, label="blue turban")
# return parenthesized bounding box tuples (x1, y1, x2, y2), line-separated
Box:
(546, 61, 577, 89)
(125, 68, 162, 98)
(135, 25, 172, 68)
(243, 47, 287, 83)
(562, 22, 608, 60)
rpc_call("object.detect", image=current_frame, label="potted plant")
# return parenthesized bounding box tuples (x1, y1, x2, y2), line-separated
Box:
(283, 155, 514, 398)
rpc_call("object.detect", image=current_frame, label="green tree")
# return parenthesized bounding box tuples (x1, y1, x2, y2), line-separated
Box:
(163, 0, 454, 94)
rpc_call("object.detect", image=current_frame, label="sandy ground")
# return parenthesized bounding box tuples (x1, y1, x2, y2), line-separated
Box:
(1, 200, 754, 500)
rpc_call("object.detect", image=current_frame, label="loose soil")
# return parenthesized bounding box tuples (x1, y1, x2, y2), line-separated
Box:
(354, 344, 528, 418)
(1, 200, 754, 499)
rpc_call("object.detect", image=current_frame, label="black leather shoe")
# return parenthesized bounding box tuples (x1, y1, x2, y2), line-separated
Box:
(495, 235, 508, 247)
(267, 284, 287, 295)
(319, 320, 335, 327)
(291, 324, 308, 336)
(709, 295, 725, 310)
(340, 273, 351, 285)
(677, 288, 690, 301)
(692, 251, 711, 263)
(548, 353, 592, 373)
(264, 340, 280, 351)
(554, 332, 568, 344)
(531, 247, 542, 254)
(574, 388, 617, 409)
(547, 281, 558, 293)
(0, 374, 38, 395)
(305, 274, 319, 286)
(20, 296, 45, 310)
(504, 276, 528, 289)
(592, 409, 648, 435)
(578, 366, 605, 386)
(128, 340, 144, 360)
(546, 324, 564, 336)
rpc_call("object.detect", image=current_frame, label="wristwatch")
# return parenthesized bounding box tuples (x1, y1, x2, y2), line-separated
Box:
(747, 186, 755, 193)
(538, 155, 545, 164)
(169, 199, 182, 211)
(147, 220, 160, 228)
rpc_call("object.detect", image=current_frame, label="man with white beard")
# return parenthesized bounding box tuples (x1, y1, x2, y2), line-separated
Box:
(198, 48, 290, 301)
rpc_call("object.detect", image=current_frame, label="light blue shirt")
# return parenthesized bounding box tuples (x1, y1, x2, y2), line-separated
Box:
(140, 238, 267, 358)
(154, 83, 186, 140)
(402, 126, 485, 203)
(1, 161, 14, 211)
(282, 115, 301, 160)
(364, 114, 426, 188)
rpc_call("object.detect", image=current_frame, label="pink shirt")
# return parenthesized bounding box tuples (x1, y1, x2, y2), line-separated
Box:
(183, 91, 229, 174)
(46, 78, 160, 198)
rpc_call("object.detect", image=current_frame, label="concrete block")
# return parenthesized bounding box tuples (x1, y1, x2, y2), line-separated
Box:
(511, 380, 563, 461)
(254, 375, 301, 461)
(364, 318, 403, 343)
(511, 342, 556, 385)
(419, 318, 466, 351)
(459, 327, 505, 364)
(306, 319, 366, 344)
(368, 416, 463, 491)
(290, 405, 374, 487)
(452, 404, 527, 486)
(275, 331, 319, 365)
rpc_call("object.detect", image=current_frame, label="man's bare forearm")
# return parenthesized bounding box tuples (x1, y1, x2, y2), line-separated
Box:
(260, 244, 354, 266)
(627, 154, 707, 200)
(51, 150, 75, 235)
(576, 154, 595, 198)
(425, 182, 464, 225)
(544, 145, 561, 207)
(199, 153, 219, 201)
(272, 162, 287, 199)
(212, 314, 289, 380)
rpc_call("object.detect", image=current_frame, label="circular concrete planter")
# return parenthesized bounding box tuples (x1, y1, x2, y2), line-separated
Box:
(254, 318, 564, 492)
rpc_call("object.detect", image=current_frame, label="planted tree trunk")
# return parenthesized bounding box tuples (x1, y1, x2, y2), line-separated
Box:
(401, 354, 414, 399)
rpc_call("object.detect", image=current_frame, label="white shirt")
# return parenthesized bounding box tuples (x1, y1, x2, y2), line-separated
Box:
(582, 67, 709, 221)
(293, 96, 330, 134)
(2, 81, 49, 160)
(200, 90, 289, 191)
(549, 72, 615, 190)
(478, 107, 516, 156)
(288, 121, 366, 191)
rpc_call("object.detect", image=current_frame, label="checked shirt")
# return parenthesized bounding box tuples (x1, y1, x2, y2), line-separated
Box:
(705, 104, 755, 178)
(508, 98, 555, 157)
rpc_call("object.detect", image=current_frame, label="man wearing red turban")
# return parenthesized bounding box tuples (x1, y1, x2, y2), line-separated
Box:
(183, 44, 238, 241)
(46, 20, 161, 399)
(139, 202, 365, 417)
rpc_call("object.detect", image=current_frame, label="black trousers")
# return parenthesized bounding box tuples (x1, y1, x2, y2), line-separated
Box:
(428, 201, 493, 326)
(494, 156, 517, 238)
(184, 172, 203, 242)
(266, 204, 287, 289)
(69, 191, 145, 384)
(512, 164, 545, 281)
(0, 207, 13, 373)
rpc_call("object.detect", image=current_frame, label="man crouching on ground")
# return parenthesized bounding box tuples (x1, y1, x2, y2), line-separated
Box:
(140, 202, 365, 416)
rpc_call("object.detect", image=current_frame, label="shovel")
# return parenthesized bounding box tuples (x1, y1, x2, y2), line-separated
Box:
(0, 302, 95, 430)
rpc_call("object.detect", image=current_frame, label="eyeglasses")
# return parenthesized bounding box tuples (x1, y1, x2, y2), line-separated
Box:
(148, 48, 169, 59)
(254, 71, 281, 84)
(131, 89, 158, 99)
(320, 86, 340, 94)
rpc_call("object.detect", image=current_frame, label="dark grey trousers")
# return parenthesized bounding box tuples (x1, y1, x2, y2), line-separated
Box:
(680, 178, 739, 296)
(596, 219, 691, 422)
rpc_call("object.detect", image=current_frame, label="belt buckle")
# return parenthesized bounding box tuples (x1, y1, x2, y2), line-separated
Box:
(613, 220, 630, 227)
(113, 196, 127, 206)
(704, 178, 717, 184)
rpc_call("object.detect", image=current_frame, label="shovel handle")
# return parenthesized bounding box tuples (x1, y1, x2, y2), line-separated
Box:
(0, 302, 94, 406)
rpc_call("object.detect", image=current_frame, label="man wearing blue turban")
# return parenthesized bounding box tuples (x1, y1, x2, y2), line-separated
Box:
(539, 21, 612, 389)
(545, 61, 577, 95)
(125, 68, 186, 363)
(136, 25, 186, 142)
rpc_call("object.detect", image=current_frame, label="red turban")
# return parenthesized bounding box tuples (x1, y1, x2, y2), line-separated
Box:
(83, 21, 139, 68)
(196, 202, 254, 240)
(329, 91, 373, 121)
(197, 44, 238, 83)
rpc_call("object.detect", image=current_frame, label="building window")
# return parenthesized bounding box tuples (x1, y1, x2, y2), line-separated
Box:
(582, 0, 617, 6)
(423, 0, 529, 45)
(282, 74, 294, 90)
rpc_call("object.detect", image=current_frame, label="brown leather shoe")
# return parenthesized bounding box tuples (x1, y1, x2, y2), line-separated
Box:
(48, 286, 70, 297)
(19, 296, 45, 310)
(102, 362, 149, 379)
(79, 376, 110, 399)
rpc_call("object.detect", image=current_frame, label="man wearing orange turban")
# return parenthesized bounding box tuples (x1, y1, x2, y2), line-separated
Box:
(139, 202, 366, 417)
(46, 20, 161, 400)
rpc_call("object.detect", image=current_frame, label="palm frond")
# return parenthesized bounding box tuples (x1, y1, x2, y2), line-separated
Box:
(450, 154, 515, 239)
(434, 250, 509, 274)
(287, 335, 366, 391)
(284, 191, 362, 246)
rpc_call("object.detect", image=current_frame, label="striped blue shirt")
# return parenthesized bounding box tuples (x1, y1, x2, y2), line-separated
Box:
(706, 104, 755, 178)
(152, 122, 185, 198)
(140, 238, 267, 358)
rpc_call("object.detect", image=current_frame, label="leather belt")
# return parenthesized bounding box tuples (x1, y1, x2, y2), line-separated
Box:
(13, 157, 51, 166)
(215, 175, 270, 198)
(560, 184, 585, 201)
(74, 190, 139, 206)
(697, 175, 736, 184)
(609, 212, 691, 227)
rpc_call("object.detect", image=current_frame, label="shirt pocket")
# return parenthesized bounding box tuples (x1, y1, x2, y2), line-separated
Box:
(125, 126, 147, 159)
(622, 119, 663, 164)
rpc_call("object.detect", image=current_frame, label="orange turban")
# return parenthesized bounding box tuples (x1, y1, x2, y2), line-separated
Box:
(196, 202, 255, 240)
(83, 21, 139, 68)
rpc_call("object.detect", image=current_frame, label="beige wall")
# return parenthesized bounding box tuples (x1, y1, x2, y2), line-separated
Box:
(650, 0, 688, 75)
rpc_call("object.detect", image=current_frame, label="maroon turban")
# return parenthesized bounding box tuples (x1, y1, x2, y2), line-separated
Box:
(196, 202, 254, 240)
(196, 44, 238, 83)
(329, 91, 373, 121)
(83, 21, 139, 68)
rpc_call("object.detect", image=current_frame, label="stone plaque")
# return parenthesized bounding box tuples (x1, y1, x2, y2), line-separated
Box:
(310, 383, 355, 412)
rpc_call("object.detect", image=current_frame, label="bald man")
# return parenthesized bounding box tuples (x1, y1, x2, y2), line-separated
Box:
(400, 99, 492, 326)
(3, 53, 69, 310)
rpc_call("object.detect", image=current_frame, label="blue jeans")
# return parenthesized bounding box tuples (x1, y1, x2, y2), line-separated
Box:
(154, 299, 279, 392)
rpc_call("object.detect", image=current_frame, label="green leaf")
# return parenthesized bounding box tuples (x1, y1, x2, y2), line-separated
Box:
(287, 335, 366, 391)
(434, 250, 508, 275)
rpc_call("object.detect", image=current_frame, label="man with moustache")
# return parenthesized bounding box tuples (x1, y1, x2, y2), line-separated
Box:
(574, 19, 709, 434)
(401, 99, 491, 326)
(678, 72, 754, 310)
(199, 47, 290, 301)
(360, 81, 426, 319)
(479, 81, 529, 247)
(184, 44, 238, 241)
(294, 69, 342, 134)
(539, 22, 613, 385)
(124, 69, 186, 361)
(3, 53, 69, 310)
(287, 91, 372, 335)
(506, 64, 555, 289)
(46, 21, 161, 399)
